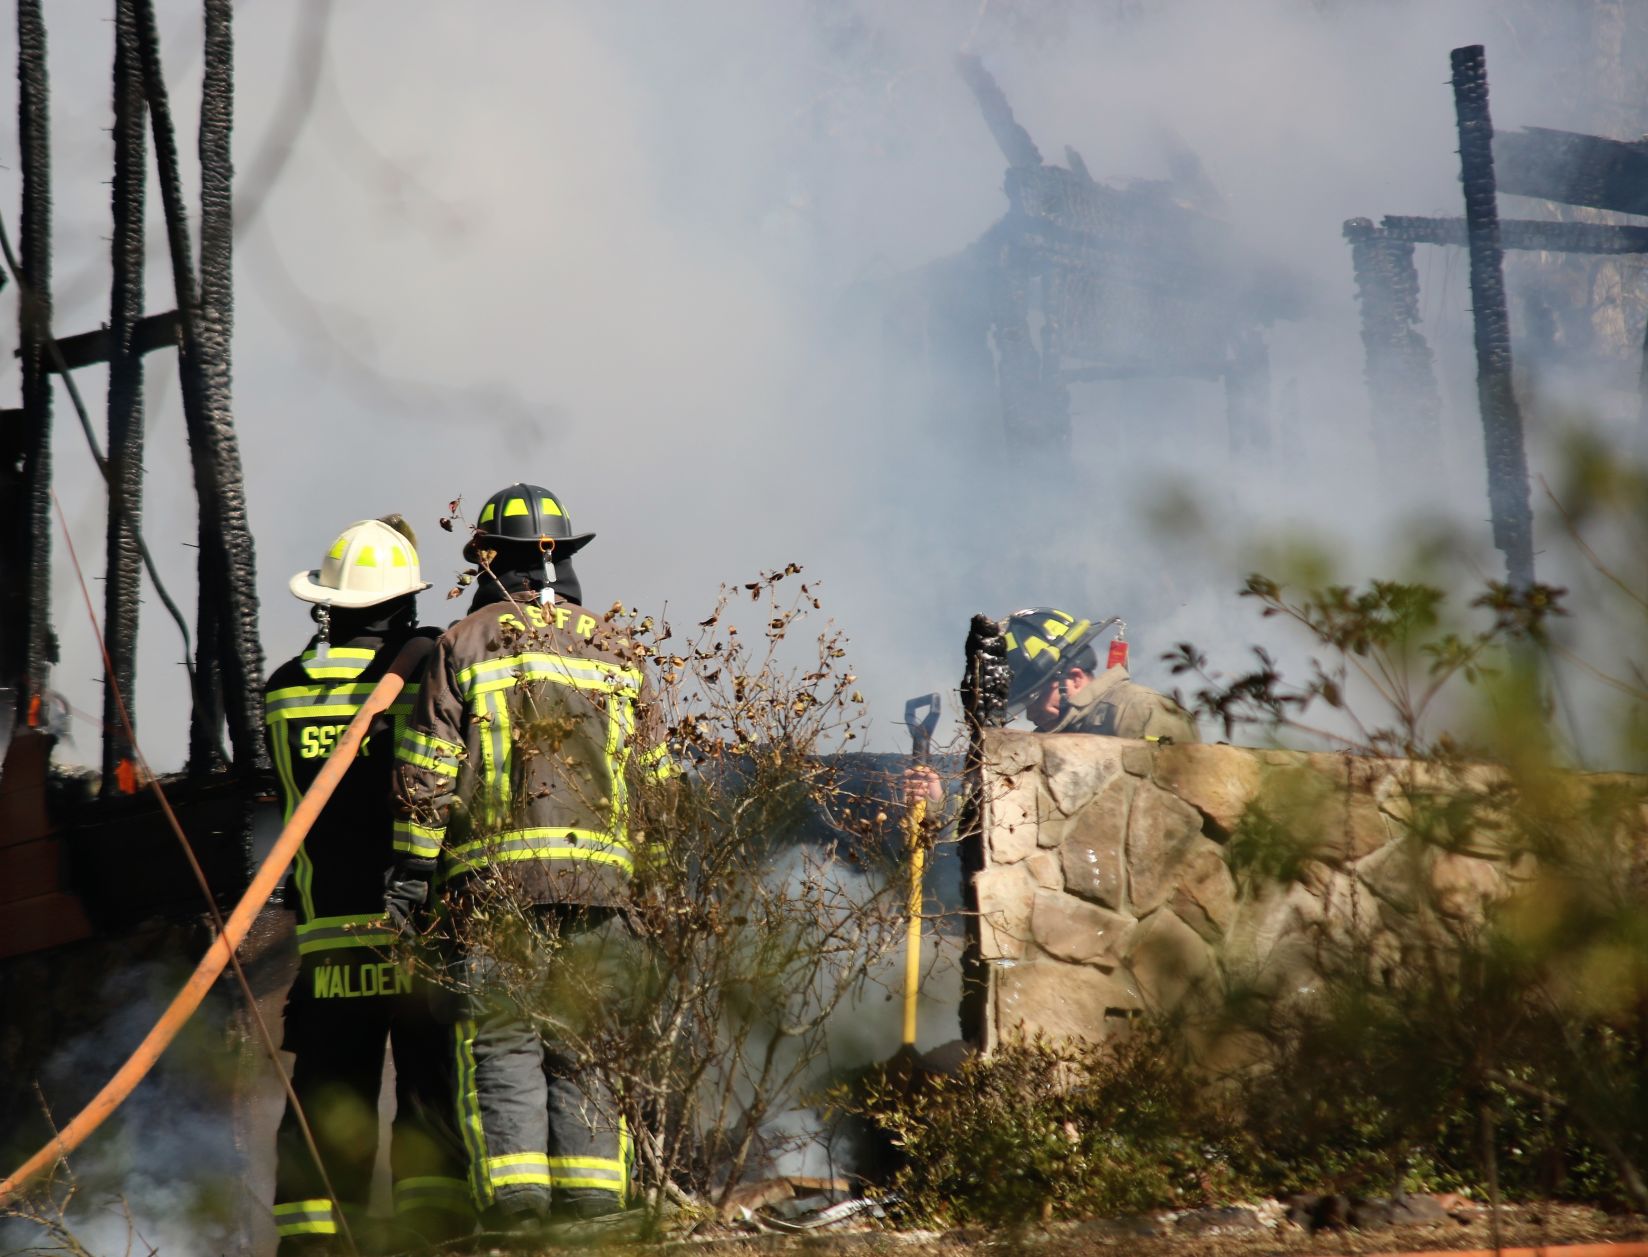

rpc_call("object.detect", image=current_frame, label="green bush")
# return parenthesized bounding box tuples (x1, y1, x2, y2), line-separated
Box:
(845, 1029, 1257, 1226)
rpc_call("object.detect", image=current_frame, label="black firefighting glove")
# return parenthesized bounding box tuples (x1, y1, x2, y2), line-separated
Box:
(384, 857, 437, 938)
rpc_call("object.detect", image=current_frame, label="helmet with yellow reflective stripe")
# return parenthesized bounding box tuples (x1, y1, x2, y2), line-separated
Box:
(463, 482, 594, 563)
(289, 518, 433, 608)
(1002, 607, 1110, 718)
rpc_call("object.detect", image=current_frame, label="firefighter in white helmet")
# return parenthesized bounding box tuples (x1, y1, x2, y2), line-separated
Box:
(267, 517, 471, 1253)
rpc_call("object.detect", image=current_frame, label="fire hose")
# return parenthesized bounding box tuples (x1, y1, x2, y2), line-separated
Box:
(0, 646, 421, 1206)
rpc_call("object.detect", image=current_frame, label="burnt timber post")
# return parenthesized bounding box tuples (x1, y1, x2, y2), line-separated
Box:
(134, 0, 264, 773)
(6, 0, 54, 719)
(199, 0, 265, 775)
(102, 0, 148, 789)
(1343, 218, 1442, 479)
(957, 614, 1010, 1046)
(1451, 45, 1535, 592)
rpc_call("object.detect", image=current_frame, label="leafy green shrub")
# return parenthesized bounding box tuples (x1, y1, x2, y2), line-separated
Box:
(845, 1029, 1257, 1226)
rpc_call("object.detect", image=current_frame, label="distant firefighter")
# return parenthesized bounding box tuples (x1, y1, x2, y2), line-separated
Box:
(906, 607, 1197, 810)
(267, 517, 471, 1253)
(1000, 608, 1198, 743)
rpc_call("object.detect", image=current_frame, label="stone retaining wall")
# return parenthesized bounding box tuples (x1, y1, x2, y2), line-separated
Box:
(970, 730, 1646, 1048)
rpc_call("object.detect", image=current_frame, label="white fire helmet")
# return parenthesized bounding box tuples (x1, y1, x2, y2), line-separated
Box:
(288, 518, 433, 609)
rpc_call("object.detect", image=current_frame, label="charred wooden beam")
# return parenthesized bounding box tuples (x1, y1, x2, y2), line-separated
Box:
(101, 0, 148, 794)
(958, 613, 1010, 1046)
(1343, 218, 1442, 475)
(5, 0, 56, 717)
(199, 0, 266, 775)
(1451, 45, 1535, 592)
(957, 54, 1043, 171)
(1495, 126, 1648, 217)
(130, 0, 270, 773)
(1378, 215, 1648, 254)
(44, 311, 177, 374)
(133, 0, 226, 772)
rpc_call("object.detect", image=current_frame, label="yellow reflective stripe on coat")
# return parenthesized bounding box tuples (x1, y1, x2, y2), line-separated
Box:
(300, 646, 375, 681)
(606, 688, 630, 834)
(638, 741, 680, 782)
(273, 1199, 337, 1236)
(304, 646, 376, 661)
(476, 691, 511, 822)
(392, 819, 445, 859)
(396, 727, 462, 777)
(456, 651, 641, 700)
(439, 828, 633, 881)
(265, 682, 374, 720)
(548, 1154, 625, 1193)
(485, 1151, 553, 1188)
(295, 913, 396, 955)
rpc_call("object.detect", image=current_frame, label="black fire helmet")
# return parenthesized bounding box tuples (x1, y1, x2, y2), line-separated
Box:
(1001, 607, 1109, 718)
(463, 482, 595, 564)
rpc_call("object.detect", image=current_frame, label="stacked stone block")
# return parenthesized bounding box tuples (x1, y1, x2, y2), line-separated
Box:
(973, 729, 1644, 1049)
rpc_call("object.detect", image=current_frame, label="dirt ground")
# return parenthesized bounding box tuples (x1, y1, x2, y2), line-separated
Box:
(619, 1203, 1648, 1257)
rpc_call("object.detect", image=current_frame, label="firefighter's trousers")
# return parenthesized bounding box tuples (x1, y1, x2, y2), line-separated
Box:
(448, 906, 632, 1224)
(273, 954, 472, 1253)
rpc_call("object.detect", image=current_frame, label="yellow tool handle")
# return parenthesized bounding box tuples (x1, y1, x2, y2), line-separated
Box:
(901, 798, 927, 1048)
(0, 649, 418, 1206)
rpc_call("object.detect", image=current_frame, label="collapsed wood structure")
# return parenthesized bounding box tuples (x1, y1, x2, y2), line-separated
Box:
(0, 0, 266, 958)
(891, 55, 1301, 475)
(1346, 44, 1648, 590)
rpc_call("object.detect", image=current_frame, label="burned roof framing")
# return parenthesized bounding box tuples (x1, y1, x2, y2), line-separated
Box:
(914, 55, 1297, 476)
(1346, 44, 1648, 592)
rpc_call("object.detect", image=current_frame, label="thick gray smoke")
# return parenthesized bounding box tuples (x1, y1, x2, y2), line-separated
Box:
(1, 0, 1642, 762)
(0, 959, 264, 1257)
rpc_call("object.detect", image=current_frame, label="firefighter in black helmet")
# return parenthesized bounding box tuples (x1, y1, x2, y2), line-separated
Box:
(461, 481, 592, 603)
(1000, 608, 1198, 741)
(904, 609, 1197, 808)
(389, 484, 670, 1233)
(268, 517, 472, 1253)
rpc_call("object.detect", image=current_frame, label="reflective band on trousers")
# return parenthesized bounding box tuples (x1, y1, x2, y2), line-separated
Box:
(484, 1151, 552, 1188)
(548, 1155, 625, 1193)
(393, 1176, 473, 1217)
(439, 828, 633, 881)
(273, 1199, 337, 1236)
(453, 1021, 490, 1204)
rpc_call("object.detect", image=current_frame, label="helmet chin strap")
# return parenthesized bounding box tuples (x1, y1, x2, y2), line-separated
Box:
(315, 603, 332, 659)
(538, 539, 556, 606)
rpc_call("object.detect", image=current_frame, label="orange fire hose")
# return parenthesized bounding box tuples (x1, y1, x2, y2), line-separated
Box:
(1344, 1245, 1648, 1257)
(0, 652, 417, 1206)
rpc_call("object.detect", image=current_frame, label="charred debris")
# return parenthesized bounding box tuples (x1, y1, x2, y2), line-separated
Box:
(0, 17, 1642, 994)
(1348, 44, 1648, 591)
(881, 54, 1304, 481)
(0, 0, 266, 959)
